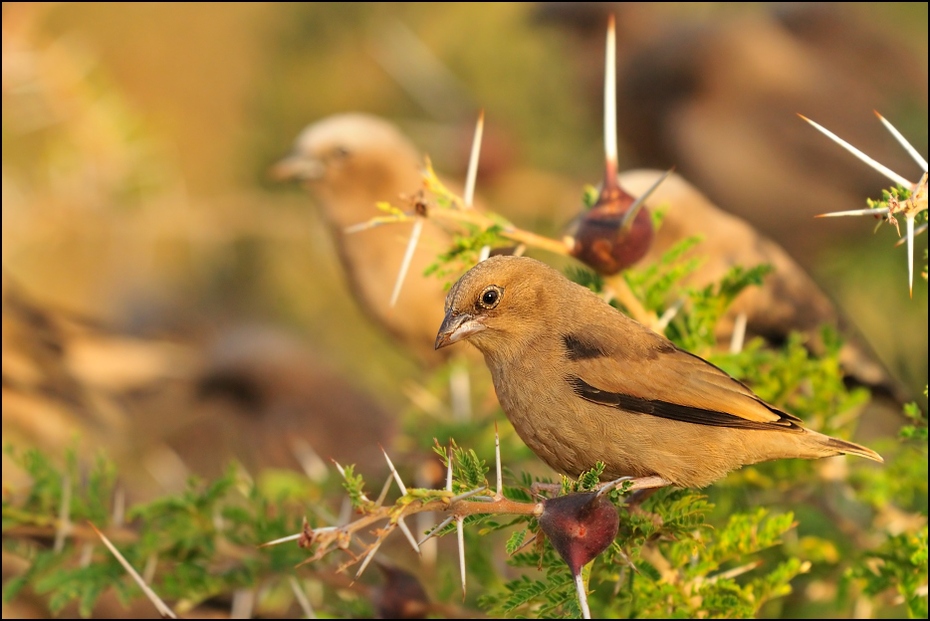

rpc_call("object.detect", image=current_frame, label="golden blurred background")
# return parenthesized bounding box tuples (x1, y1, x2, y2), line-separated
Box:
(3, 2, 927, 490)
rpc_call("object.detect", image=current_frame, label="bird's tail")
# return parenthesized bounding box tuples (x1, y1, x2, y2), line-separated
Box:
(823, 436, 884, 463)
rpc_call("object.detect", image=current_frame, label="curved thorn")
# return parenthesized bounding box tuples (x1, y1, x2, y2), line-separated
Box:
(621, 167, 673, 231)
(597, 476, 633, 498)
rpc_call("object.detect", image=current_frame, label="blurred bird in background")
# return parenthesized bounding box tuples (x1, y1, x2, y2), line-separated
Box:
(615, 169, 907, 402)
(272, 113, 456, 365)
(536, 2, 927, 263)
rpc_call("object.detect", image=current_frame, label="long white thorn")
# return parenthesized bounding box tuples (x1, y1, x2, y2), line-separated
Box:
(419, 515, 455, 546)
(143, 554, 158, 585)
(875, 111, 928, 171)
(54, 472, 72, 554)
(390, 218, 424, 307)
(729, 312, 748, 354)
(457, 516, 466, 599)
(451, 486, 488, 502)
(495, 423, 503, 499)
(333, 460, 371, 502)
(288, 576, 317, 619)
(397, 517, 421, 555)
(799, 115, 913, 188)
(604, 15, 618, 169)
(381, 446, 408, 495)
(90, 523, 177, 619)
(654, 298, 684, 333)
(355, 536, 386, 581)
(895, 222, 927, 246)
(375, 474, 394, 507)
(816, 207, 891, 218)
(290, 438, 329, 483)
(575, 572, 592, 619)
(446, 448, 454, 492)
(906, 214, 915, 297)
(261, 532, 304, 547)
(464, 111, 484, 209)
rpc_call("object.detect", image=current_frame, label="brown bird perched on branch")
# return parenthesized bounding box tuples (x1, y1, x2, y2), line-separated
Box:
(435, 256, 882, 488)
(272, 113, 452, 364)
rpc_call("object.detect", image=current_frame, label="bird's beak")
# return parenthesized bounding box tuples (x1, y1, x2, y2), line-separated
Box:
(435, 312, 486, 349)
(269, 154, 325, 182)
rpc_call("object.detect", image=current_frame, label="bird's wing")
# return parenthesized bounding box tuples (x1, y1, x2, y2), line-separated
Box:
(559, 324, 803, 431)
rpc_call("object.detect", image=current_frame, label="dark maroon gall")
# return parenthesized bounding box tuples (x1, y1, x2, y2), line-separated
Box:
(571, 177, 654, 276)
(538, 492, 620, 575)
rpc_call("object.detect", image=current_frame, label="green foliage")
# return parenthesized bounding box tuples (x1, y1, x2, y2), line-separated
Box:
(424, 224, 512, 286)
(3, 450, 309, 617)
(848, 527, 928, 618)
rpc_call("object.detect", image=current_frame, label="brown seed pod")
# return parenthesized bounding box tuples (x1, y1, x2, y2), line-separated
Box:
(538, 491, 620, 575)
(570, 178, 655, 275)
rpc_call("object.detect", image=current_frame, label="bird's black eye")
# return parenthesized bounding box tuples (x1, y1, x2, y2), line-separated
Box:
(477, 285, 502, 310)
(331, 146, 350, 159)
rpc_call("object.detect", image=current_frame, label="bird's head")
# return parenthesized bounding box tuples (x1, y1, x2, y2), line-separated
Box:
(435, 256, 567, 359)
(270, 113, 422, 225)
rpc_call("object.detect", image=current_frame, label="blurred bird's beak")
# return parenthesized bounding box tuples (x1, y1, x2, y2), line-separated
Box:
(435, 312, 485, 349)
(269, 155, 325, 182)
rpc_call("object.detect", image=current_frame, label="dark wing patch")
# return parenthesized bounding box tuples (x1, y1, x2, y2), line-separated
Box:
(562, 333, 609, 361)
(566, 376, 801, 432)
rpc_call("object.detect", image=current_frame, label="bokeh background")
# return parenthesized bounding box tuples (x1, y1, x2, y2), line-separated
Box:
(3, 1, 927, 497)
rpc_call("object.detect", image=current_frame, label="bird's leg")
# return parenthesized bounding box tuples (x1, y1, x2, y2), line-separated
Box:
(598, 475, 671, 495)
